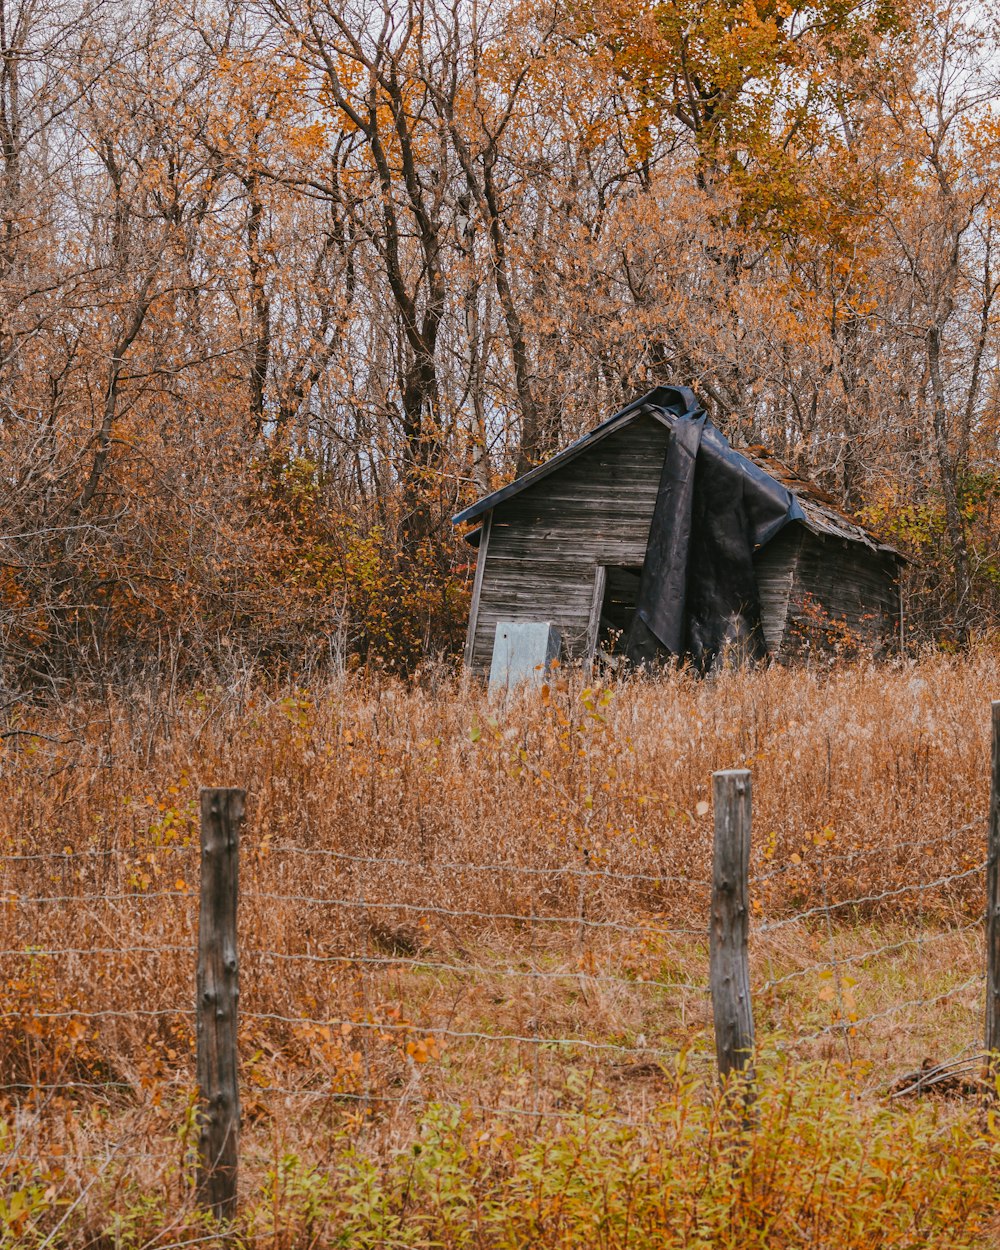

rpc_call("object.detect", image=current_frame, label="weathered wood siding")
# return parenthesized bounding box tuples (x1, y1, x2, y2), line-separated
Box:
(753, 526, 801, 654)
(779, 529, 899, 658)
(464, 419, 901, 671)
(468, 414, 669, 670)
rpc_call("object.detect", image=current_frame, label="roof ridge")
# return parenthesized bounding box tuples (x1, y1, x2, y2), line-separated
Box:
(739, 441, 893, 547)
(453, 390, 901, 559)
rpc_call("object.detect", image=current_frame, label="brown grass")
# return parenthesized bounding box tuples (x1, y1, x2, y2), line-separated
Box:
(0, 645, 998, 1240)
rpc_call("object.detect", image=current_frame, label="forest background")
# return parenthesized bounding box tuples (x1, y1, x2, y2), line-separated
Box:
(1, 0, 998, 689)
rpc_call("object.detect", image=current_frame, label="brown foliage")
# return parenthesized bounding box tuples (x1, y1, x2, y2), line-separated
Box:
(0, 648, 996, 1238)
(0, 647, 994, 1104)
(0, 0, 997, 685)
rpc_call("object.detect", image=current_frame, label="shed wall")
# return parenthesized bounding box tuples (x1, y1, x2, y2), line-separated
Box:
(468, 413, 670, 670)
(753, 526, 802, 654)
(464, 421, 900, 672)
(780, 531, 899, 657)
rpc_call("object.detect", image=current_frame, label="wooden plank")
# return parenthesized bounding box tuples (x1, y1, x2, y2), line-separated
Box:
(585, 566, 607, 664)
(466, 415, 671, 671)
(475, 567, 594, 589)
(475, 605, 593, 632)
(498, 497, 661, 522)
(476, 588, 594, 610)
(754, 526, 801, 657)
(488, 541, 653, 566)
(490, 525, 656, 558)
(476, 553, 598, 575)
(986, 701, 1000, 1085)
(491, 525, 656, 550)
(710, 770, 755, 1090)
(782, 531, 899, 655)
(196, 787, 244, 1219)
(463, 510, 492, 669)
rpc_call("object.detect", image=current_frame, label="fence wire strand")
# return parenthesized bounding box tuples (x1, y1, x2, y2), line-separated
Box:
(756, 919, 983, 991)
(242, 891, 706, 936)
(793, 974, 984, 1042)
(749, 820, 984, 884)
(755, 861, 986, 932)
(0, 809, 988, 1125)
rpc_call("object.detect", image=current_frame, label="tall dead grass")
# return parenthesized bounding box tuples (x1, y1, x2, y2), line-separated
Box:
(0, 645, 998, 1243)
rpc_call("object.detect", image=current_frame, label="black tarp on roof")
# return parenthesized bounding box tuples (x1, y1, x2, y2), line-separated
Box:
(621, 388, 806, 669)
(454, 385, 897, 671)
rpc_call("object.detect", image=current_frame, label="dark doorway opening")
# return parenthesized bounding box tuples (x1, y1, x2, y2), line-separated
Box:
(597, 565, 643, 661)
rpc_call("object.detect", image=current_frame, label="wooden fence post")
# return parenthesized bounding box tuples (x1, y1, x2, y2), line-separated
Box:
(986, 703, 1000, 1088)
(196, 787, 244, 1219)
(710, 769, 755, 1088)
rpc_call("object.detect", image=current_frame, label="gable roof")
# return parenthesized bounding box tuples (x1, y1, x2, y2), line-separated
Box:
(453, 386, 900, 558)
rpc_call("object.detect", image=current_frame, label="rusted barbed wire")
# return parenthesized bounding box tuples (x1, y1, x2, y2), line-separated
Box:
(755, 919, 983, 991)
(241, 1010, 682, 1057)
(749, 820, 984, 885)
(244, 949, 712, 991)
(242, 892, 706, 936)
(792, 974, 984, 1043)
(755, 862, 986, 932)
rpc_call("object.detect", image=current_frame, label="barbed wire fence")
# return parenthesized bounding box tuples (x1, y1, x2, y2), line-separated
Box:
(0, 700, 996, 1215)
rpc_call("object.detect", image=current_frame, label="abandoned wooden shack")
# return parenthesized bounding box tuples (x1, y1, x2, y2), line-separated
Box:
(454, 386, 903, 673)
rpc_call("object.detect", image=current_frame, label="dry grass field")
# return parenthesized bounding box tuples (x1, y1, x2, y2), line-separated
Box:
(2, 645, 999, 1246)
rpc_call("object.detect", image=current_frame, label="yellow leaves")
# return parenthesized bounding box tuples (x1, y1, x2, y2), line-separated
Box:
(280, 693, 315, 730)
(579, 685, 614, 711)
(287, 122, 328, 156)
(406, 1035, 441, 1064)
(817, 970, 858, 1022)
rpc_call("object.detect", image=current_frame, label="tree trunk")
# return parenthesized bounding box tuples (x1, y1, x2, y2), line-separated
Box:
(927, 323, 971, 635)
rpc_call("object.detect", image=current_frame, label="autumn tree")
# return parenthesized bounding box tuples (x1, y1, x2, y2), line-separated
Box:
(0, 0, 996, 689)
